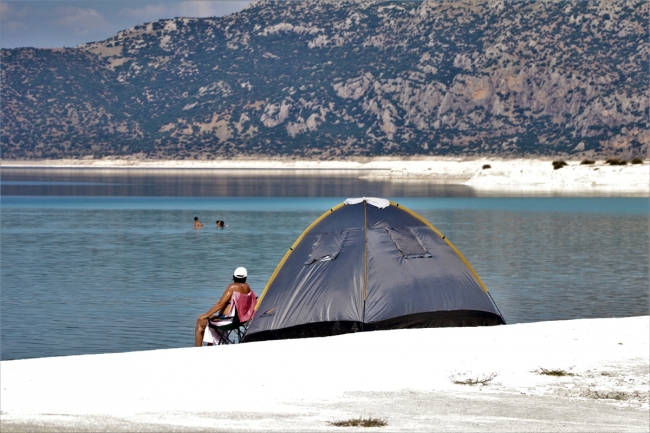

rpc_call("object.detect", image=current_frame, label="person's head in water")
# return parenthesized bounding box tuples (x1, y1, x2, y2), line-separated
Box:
(216, 220, 225, 227)
(194, 217, 199, 221)
(233, 267, 247, 283)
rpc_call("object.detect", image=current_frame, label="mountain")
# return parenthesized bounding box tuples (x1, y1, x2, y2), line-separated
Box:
(1, 0, 648, 160)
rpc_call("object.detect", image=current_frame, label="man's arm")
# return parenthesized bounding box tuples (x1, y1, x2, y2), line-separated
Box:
(198, 286, 234, 320)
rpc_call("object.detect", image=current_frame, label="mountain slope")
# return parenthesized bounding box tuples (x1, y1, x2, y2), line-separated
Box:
(1, 0, 648, 159)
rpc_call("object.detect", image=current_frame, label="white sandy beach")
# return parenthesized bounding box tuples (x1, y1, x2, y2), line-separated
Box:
(3, 157, 648, 195)
(1, 316, 648, 432)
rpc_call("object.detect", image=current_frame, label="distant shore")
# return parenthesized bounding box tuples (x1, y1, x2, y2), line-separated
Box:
(1, 316, 648, 432)
(2, 157, 648, 194)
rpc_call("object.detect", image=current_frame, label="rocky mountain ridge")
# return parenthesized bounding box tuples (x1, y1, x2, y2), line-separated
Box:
(1, 0, 648, 159)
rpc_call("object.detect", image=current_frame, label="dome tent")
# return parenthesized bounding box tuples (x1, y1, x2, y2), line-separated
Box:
(244, 198, 505, 343)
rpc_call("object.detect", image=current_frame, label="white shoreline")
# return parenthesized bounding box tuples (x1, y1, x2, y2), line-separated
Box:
(2, 157, 648, 194)
(1, 317, 648, 432)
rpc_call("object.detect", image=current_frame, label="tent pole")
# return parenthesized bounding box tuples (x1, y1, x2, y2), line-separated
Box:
(487, 291, 507, 324)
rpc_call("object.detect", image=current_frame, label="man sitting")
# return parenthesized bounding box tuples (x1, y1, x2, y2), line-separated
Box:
(195, 267, 252, 347)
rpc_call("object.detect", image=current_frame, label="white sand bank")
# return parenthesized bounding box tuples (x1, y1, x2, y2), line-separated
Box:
(1, 316, 648, 432)
(3, 157, 648, 194)
(361, 158, 649, 194)
(1, 157, 378, 170)
(463, 158, 650, 194)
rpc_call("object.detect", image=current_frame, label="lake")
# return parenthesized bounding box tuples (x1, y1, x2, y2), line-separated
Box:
(1, 168, 648, 360)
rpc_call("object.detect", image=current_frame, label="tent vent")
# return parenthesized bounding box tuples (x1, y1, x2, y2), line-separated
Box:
(305, 231, 350, 264)
(387, 227, 432, 259)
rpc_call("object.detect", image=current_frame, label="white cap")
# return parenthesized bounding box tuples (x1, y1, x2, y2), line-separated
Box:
(233, 267, 248, 278)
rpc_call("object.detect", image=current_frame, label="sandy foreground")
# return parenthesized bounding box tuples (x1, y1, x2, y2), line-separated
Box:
(2, 157, 649, 194)
(1, 316, 648, 432)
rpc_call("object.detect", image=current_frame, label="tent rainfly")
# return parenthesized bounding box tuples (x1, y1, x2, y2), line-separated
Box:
(244, 197, 505, 343)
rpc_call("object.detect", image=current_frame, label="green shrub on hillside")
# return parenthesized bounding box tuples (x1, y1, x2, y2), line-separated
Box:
(552, 160, 568, 170)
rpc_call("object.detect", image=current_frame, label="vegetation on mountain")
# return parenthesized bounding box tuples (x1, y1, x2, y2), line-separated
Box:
(1, 0, 648, 159)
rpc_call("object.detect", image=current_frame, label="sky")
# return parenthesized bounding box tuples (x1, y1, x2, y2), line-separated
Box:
(0, 0, 252, 49)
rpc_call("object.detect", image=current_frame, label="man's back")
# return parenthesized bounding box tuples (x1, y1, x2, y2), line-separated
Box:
(227, 282, 251, 296)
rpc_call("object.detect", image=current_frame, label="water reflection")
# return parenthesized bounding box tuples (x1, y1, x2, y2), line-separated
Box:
(3, 167, 645, 197)
(1, 168, 477, 197)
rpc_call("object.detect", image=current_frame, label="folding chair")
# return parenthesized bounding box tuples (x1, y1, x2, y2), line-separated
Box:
(204, 291, 257, 345)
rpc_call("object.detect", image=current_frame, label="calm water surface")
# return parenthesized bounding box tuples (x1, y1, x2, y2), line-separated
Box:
(1, 169, 648, 360)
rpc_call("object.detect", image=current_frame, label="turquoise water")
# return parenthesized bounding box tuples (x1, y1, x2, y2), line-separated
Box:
(1, 170, 648, 360)
(3, 195, 649, 214)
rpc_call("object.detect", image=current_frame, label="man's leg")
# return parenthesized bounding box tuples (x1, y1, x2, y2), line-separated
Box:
(195, 317, 208, 347)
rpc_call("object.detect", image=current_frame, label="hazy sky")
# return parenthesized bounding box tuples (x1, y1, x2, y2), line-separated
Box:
(0, 0, 252, 49)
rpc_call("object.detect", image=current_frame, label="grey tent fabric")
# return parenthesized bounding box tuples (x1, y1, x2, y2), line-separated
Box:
(244, 199, 505, 343)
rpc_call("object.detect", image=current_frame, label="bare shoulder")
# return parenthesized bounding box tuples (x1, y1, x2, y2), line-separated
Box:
(227, 282, 251, 294)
